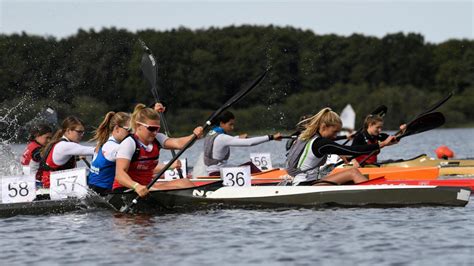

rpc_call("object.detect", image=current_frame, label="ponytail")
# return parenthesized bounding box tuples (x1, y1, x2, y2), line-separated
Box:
(91, 111, 130, 151)
(299, 108, 342, 141)
(131, 104, 159, 131)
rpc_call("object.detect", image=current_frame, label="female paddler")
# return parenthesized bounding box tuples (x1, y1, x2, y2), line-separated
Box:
(87, 111, 132, 194)
(21, 124, 53, 180)
(351, 114, 406, 166)
(40, 116, 94, 188)
(204, 111, 282, 176)
(286, 108, 397, 185)
(112, 104, 204, 197)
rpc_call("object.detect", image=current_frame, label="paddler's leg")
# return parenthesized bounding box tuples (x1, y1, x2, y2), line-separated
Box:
(152, 178, 196, 190)
(314, 168, 367, 186)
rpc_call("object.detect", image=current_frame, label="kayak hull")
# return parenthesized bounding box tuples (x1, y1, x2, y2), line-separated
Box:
(380, 154, 474, 168)
(106, 182, 470, 213)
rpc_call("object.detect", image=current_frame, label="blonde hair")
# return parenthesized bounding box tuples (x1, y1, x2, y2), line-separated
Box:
(91, 111, 131, 151)
(41, 116, 84, 157)
(363, 115, 384, 130)
(298, 108, 342, 141)
(130, 104, 160, 131)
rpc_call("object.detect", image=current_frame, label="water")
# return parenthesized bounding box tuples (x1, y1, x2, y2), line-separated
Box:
(1, 128, 473, 265)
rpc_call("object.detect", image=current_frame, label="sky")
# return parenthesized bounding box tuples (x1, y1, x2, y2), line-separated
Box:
(0, 0, 473, 43)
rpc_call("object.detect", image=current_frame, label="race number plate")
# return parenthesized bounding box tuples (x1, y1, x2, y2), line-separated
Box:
(250, 153, 272, 171)
(163, 159, 187, 180)
(1, 176, 36, 203)
(221, 166, 251, 187)
(50, 168, 88, 200)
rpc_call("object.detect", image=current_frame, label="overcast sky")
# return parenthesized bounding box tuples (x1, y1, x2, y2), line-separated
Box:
(1, 0, 472, 43)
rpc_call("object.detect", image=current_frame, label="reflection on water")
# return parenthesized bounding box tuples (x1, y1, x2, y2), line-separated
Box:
(0, 128, 473, 264)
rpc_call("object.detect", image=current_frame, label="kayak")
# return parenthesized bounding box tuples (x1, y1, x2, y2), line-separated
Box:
(379, 154, 474, 168)
(105, 181, 471, 212)
(361, 177, 474, 191)
(331, 166, 440, 180)
(0, 191, 113, 218)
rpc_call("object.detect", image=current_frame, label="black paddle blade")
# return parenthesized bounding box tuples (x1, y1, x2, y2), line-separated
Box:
(371, 105, 388, 117)
(397, 112, 445, 141)
(140, 53, 158, 92)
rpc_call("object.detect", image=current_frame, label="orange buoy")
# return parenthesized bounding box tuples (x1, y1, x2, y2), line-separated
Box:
(435, 145, 454, 159)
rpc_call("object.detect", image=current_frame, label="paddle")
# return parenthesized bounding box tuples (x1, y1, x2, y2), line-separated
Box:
(118, 68, 270, 213)
(357, 112, 446, 166)
(137, 39, 186, 179)
(395, 112, 445, 141)
(348, 91, 453, 167)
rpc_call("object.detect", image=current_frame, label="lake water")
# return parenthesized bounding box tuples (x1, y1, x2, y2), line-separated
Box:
(1, 128, 473, 265)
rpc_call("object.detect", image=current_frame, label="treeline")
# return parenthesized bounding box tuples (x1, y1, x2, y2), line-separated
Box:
(0, 26, 473, 141)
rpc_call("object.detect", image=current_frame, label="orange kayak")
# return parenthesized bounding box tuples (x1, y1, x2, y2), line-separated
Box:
(331, 166, 440, 180)
(187, 166, 440, 185)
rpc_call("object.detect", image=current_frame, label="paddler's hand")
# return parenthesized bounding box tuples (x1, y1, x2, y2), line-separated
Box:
(171, 159, 182, 170)
(192, 126, 204, 139)
(134, 184, 149, 198)
(399, 124, 407, 134)
(239, 133, 248, 139)
(350, 159, 360, 168)
(154, 102, 166, 113)
(379, 135, 398, 148)
(271, 133, 283, 141)
(347, 132, 357, 140)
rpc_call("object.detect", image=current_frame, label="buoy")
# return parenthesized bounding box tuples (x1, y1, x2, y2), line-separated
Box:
(435, 145, 454, 159)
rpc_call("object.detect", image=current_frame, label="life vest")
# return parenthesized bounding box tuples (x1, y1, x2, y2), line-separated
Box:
(21, 140, 45, 180)
(355, 131, 379, 165)
(203, 130, 230, 166)
(112, 134, 161, 190)
(87, 138, 119, 190)
(286, 135, 327, 182)
(40, 138, 77, 188)
(21, 140, 42, 166)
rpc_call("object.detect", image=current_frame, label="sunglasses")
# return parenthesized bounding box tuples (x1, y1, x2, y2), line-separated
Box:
(120, 126, 132, 133)
(73, 129, 85, 135)
(137, 122, 160, 132)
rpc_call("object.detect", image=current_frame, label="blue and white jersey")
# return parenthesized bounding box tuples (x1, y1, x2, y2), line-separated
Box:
(88, 137, 120, 190)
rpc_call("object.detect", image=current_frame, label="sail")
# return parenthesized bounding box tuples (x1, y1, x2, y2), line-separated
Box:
(340, 104, 356, 131)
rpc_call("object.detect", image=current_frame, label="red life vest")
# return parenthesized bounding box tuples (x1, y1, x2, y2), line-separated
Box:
(21, 140, 42, 166)
(21, 140, 45, 181)
(112, 135, 160, 190)
(40, 139, 77, 188)
(355, 133, 379, 165)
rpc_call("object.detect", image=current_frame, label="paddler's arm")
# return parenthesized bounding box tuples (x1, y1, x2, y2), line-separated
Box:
(115, 158, 148, 197)
(162, 126, 204, 150)
(115, 138, 149, 197)
(220, 133, 282, 147)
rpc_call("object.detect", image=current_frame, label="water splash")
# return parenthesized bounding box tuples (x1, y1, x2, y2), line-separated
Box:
(0, 101, 25, 176)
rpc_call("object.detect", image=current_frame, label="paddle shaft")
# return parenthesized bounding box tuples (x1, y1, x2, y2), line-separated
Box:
(139, 40, 185, 179)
